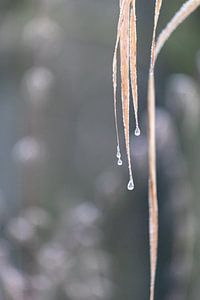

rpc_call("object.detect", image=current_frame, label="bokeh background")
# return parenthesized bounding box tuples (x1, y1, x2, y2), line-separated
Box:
(0, 0, 200, 299)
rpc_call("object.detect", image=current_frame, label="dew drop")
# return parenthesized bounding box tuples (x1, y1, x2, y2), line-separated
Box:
(117, 158, 123, 166)
(127, 177, 134, 190)
(134, 126, 141, 136)
(116, 145, 123, 165)
(116, 145, 121, 159)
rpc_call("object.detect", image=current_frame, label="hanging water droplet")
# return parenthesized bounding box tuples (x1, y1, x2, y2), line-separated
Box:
(116, 146, 123, 166)
(127, 177, 134, 190)
(117, 158, 123, 166)
(116, 145, 121, 159)
(134, 126, 141, 136)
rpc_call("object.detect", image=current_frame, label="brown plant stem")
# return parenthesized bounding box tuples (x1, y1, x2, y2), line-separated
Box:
(148, 1, 163, 299)
(155, 0, 200, 60)
(147, 71, 158, 300)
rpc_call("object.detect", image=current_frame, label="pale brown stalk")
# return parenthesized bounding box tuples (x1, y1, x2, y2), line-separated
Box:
(148, 1, 200, 300)
(147, 72, 158, 300)
(155, 0, 200, 60)
(148, 1, 162, 300)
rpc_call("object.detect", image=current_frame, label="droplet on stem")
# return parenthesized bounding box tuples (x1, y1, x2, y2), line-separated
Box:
(116, 145, 123, 166)
(127, 176, 134, 190)
(116, 145, 121, 158)
(117, 158, 123, 166)
(134, 126, 141, 136)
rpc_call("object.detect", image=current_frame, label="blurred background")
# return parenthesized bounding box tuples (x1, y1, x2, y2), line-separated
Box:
(0, 0, 200, 299)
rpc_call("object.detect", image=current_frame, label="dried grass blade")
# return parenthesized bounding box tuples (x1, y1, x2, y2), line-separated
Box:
(148, 72, 158, 300)
(150, 0, 163, 70)
(120, 0, 134, 189)
(113, 0, 129, 164)
(148, 1, 163, 300)
(155, 0, 200, 60)
(129, 0, 140, 136)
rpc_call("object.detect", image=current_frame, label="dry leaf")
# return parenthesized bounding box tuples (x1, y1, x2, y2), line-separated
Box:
(113, 0, 139, 189)
(120, 0, 134, 190)
(113, 0, 129, 167)
(130, 0, 140, 136)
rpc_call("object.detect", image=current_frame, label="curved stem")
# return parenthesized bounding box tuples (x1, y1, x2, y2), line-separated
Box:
(155, 0, 200, 60)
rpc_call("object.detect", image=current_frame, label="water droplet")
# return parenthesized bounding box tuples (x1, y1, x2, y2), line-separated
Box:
(117, 158, 122, 166)
(134, 126, 141, 136)
(116, 145, 121, 159)
(127, 178, 134, 190)
(116, 145, 122, 165)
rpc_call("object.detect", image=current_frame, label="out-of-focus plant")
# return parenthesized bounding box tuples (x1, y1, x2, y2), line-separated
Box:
(0, 1, 114, 300)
